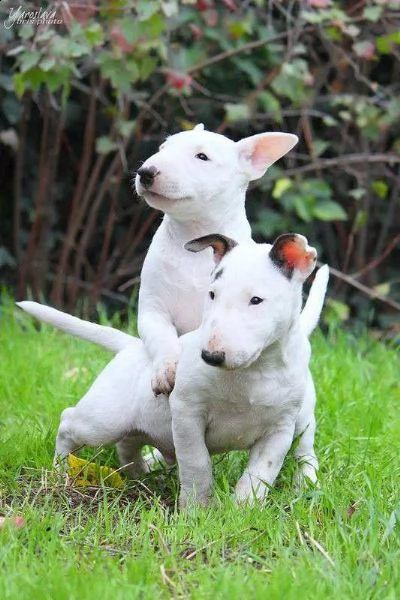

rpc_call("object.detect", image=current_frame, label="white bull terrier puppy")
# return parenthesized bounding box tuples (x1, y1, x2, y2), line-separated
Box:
(135, 124, 298, 395)
(17, 233, 329, 507)
(171, 233, 327, 507)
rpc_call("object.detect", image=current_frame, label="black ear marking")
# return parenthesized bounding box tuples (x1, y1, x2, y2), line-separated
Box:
(184, 234, 238, 263)
(270, 233, 298, 279)
(213, 268, 224, 281)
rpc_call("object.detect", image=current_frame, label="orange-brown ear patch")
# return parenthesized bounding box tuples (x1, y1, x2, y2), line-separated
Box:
(270, 233, 316, 279)
(184, 234, 238, 264)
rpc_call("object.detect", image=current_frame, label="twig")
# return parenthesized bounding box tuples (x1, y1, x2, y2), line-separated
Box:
(90, 164, 123, 308)
(71, 148, 119, 301)
(188, 29, 312, 75)
(149, 522, 171, 555)
(17, 92, 51, 298)
(13, 93, 31, 268)
(303, 531, 335, 567)
(351, 232, 400, 280)
(118, 276, 140, 292)
(160, 565, 176, 590)
(269, 154, 400, 180)
(114, 211, 159, 278)
(52, 72, 99, 306)
(295, 520, 305, 546)
(46, 272, 130, 304)
(320, 262, 400, 311)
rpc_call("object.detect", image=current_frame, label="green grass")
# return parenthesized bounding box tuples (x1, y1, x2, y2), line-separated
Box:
(0, 300, 399, 599)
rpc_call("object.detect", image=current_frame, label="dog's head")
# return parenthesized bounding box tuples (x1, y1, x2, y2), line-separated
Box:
(185, 233, 317, 369)
(135, 124, 297, 220)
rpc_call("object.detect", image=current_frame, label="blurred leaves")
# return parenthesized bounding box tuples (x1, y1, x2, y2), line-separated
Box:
(0, 0, 398, 330)
(272, 179, 347, 224)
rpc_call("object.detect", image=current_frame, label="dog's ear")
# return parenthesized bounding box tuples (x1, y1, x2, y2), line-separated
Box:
(236, 132, 298, 180)
(270, 233, 317, 281)
(193, 123, 205, 131)
(185, 234, 238, 264)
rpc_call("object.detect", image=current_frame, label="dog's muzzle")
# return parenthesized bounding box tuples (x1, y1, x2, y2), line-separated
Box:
(137, 166, 159, 188)
(201, 349, 226, 367)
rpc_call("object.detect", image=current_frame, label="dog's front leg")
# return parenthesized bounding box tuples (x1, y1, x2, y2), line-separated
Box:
(138, 309, 181, 396)
(293, 375, 319, 488)
(235, 422, 296, 504)
(171, 403, 212, 509)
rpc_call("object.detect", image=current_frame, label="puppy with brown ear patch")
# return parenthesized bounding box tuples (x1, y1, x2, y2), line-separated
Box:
(17, 234, 328, 506)
(172, 233, 327, 507)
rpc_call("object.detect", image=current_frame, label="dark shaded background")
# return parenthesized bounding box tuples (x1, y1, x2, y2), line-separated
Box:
(0, 0, 399, 335)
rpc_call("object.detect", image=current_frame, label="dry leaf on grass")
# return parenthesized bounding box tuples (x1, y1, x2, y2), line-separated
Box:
(67, 454, 124, 488)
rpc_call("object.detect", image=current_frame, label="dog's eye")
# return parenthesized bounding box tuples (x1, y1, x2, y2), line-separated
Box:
(209, 291, 215, 300)
(249, 296, 264, 305)
(196, 152, 209, 161)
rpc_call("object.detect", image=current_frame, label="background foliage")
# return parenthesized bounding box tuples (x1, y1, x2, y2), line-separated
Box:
(0, 0, 399, 334)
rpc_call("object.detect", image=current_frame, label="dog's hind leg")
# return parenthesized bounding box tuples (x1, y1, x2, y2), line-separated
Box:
(116, 434, 151, 479)
(54, 405, 124, 465)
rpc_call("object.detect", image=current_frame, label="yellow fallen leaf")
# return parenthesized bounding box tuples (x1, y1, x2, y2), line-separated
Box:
(67, 454, 124, 488)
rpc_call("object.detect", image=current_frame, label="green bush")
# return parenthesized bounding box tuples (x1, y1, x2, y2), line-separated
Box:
(0, 0, 399, 333)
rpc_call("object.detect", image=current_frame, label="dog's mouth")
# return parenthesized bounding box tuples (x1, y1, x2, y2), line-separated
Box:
(140, 190, 191, 204)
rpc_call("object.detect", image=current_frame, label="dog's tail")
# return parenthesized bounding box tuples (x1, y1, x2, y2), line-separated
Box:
(300, 265, 329, 337)
(16, 301, 134, 353)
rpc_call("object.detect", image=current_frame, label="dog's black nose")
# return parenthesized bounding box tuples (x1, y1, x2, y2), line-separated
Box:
(137, 166, 158, 188)
(201, 349, 225, 366)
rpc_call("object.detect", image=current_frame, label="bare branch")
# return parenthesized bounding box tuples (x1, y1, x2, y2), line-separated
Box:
(271, 154, 400, 180)
(320, 262, 400, 312)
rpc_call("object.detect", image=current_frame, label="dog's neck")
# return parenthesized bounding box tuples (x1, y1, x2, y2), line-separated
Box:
(163, 203, 251, 244)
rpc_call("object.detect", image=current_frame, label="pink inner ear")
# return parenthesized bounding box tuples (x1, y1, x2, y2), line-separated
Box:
(237, 133, 297, 180)
(252, 136, 291, 170)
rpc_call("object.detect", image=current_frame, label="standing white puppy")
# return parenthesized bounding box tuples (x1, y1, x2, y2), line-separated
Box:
(135, 124, 298, 395)
(170, 233, 327, 507)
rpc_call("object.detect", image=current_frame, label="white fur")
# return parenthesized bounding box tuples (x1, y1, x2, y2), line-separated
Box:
(17, 238, 328, 507)
(135, 125, 298, 394)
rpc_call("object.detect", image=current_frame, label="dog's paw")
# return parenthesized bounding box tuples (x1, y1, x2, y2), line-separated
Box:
(179, 490, 211, 510)
(151, 359, 178, 396)
(292, 463, 319, 494)
(234, 475, 270, 505)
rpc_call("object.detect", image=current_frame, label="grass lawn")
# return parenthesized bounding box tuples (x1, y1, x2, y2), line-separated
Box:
(0, 299, 399, 599)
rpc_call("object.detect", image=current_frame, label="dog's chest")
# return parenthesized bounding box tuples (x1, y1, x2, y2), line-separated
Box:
(205, 404, 273, 452)
(162, 250, 212, 334)
(204, 374, 303, 453)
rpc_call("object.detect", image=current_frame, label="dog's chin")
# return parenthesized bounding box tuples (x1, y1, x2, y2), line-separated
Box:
(139, 190, 191, 210)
